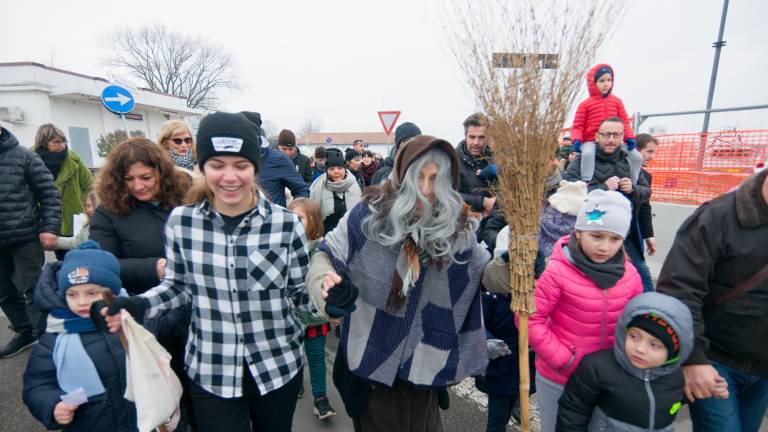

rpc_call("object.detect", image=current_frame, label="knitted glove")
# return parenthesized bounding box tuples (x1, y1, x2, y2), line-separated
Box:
(89, 300, 109, 333)
(625, 138, 637, 151)
(487, 339, 512, 360)
(572, 140, 583, 153)
(325, 272, 359, 318)
(500, 250, 510, 263)
(106, 296, 150, 323)
(479, 164, 498, 181)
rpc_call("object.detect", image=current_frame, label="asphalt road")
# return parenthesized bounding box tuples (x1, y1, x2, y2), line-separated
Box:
(1, 316, 766, 432)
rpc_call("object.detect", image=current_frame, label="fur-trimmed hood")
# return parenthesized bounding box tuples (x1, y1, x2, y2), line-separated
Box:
(735, 169, 768, 228)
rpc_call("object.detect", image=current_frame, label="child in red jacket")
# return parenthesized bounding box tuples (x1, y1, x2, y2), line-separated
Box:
(570, 64, 643, 184)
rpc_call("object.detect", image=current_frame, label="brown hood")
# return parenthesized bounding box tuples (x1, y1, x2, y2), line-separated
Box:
(735, 169, 768, 228)
(392, 135, 460, 190)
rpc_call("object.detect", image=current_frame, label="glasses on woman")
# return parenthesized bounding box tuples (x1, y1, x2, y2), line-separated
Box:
(171, 137, 194, 145)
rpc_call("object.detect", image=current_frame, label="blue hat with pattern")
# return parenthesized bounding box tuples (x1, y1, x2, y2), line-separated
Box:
(58, 240, 122, 297)
(574, 190, 632, 238)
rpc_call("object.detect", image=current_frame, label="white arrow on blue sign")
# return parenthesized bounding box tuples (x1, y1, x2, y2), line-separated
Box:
(101, 85, 135, 114)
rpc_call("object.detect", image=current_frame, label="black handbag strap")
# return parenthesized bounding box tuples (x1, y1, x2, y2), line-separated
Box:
(711, 263, 768, 307)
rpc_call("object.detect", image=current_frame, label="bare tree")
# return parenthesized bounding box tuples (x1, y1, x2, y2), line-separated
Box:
(104, 24, 239, 110)
(262, 120, 278, 139)
(298, 118, 323, 144)
(450, 1, 625, 430)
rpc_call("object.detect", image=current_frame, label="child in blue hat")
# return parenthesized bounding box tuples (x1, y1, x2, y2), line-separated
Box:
(22, 240, 137, 431)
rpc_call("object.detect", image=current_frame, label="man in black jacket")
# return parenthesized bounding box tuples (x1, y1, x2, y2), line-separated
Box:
(0, 126, 61, 357)
(456, 113, 496, 215)
(277, 128, 313, 184)
(563, 117, 653, 290)
(657, 168, 768, 432)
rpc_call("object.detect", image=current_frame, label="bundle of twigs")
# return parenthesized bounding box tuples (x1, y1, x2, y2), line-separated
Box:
(450, 1, 625, 430)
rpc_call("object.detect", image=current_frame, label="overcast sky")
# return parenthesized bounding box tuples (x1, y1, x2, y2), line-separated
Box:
(2, 0, 767, 141)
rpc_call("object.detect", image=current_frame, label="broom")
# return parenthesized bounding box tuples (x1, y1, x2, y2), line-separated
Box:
(448, 1, 626, 430)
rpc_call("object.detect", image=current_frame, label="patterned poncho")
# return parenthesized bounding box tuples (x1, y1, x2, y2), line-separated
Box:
(319, 203, 490, 388)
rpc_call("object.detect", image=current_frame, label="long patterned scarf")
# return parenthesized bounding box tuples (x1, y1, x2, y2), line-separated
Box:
(169, 151, 196, 170)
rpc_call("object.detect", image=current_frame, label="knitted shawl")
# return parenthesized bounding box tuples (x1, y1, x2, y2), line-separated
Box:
(319, 203, 489, 388)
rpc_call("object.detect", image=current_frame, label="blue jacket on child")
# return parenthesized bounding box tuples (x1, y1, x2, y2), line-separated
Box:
(22, 262, 137, 432)
(475, 290, 535, 396)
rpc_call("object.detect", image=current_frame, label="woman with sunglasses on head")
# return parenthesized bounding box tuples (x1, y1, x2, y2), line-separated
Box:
(157, 120, 198, 177)
(32, 124, 92, 260)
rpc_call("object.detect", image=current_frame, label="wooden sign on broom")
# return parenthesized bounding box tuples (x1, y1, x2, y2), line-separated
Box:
(449, 1, 626, 430)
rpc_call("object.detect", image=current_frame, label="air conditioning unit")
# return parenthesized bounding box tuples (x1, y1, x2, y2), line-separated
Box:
(0, 106, 24, 123)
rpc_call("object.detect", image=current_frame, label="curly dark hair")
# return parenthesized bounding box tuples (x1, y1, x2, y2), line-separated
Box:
(96, 138, 191, 216)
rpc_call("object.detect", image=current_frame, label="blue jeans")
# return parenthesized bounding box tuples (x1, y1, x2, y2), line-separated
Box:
(689, 360, 768, 432)
(486, 394, 517, 432)
(624, 239, 654, 292)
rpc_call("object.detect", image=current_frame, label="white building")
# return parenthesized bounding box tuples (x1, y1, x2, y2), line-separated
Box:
(0, 62, 201, 167)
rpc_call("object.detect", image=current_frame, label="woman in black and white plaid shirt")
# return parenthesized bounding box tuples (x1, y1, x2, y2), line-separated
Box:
(105, 112, 315, 432)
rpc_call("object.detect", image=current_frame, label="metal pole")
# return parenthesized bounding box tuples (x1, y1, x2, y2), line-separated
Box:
(120, 114, 130, 137)
(702, 0, 729, 134)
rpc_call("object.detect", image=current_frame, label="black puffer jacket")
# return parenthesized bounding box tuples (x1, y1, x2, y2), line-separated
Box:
(90, 201, 169, 294)
(0, 128, 61, 247)
(557, 292, 694, 431)
(563, 148, 651, 252)
(291, 150, 314, 184)
(658, 170, 768, 376)
(456, 140, 493, 212)
(23, 262, 137, 432)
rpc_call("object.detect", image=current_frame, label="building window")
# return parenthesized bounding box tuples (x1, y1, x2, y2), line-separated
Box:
(68, 127, 93, 167)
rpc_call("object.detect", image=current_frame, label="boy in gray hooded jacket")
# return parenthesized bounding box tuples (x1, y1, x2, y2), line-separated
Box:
(556, 292, 726, 431)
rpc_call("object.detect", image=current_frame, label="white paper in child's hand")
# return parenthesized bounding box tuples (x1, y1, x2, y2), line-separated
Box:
(61, 388, 88, 406)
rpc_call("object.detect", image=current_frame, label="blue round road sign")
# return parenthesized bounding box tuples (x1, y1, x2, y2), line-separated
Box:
(101, 85, 135, 114)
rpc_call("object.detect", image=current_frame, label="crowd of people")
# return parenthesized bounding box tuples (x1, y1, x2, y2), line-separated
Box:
(0, 61, 765, 432)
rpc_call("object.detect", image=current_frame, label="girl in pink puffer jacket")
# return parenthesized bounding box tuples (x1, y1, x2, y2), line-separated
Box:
(530, 190, 642, 432)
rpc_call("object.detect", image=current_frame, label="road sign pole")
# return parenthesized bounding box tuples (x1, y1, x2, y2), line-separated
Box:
(386, 133, 391, 157)
(120, 114, 130, 137)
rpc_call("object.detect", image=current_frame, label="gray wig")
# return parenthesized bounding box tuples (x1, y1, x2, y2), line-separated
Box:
(361, 148, 478, 262)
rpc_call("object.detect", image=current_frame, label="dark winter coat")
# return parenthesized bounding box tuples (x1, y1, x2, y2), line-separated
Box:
(456, 140, 493, 212)
(23, 262, 137, 432)
(291, 150, 314, 184)
(563, 147, 651, 252)
(474, 291, 535, 396)
(370, 156, 394, 186)
(638, 169, 654, 239)
(557, 292, 693, 432)
(90, 202, 168, 294)
(657, 170, 768, 376)
(258, 148, 310, 207)
(0, 128, 61, 247)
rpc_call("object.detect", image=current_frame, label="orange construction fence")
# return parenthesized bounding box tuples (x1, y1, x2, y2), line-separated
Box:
(646, 130, 768, 205)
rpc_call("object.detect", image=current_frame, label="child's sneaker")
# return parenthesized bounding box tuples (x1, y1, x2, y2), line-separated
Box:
(313, 395, 336, 420)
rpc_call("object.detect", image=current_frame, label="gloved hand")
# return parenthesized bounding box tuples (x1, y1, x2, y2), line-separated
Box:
(500, 250, 510, 263)
(572, 140, 583, 153)
(106, 296, 150, 323)
(325, 272, 359, 318)
(625, 138, 637, 151)
(487, 339, 512, 360)
(89, 300, 109, 333)
(479, 164, 498, 181)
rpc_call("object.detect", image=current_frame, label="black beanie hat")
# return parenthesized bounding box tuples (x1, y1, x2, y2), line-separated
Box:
(196, 112, 261, 171)
(277, 129, 296, 148)
(325, 148, 345, 169)
(628, 313, 680, 360)
(394, 122, 421, 147)
(345, 148, 361, 162)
